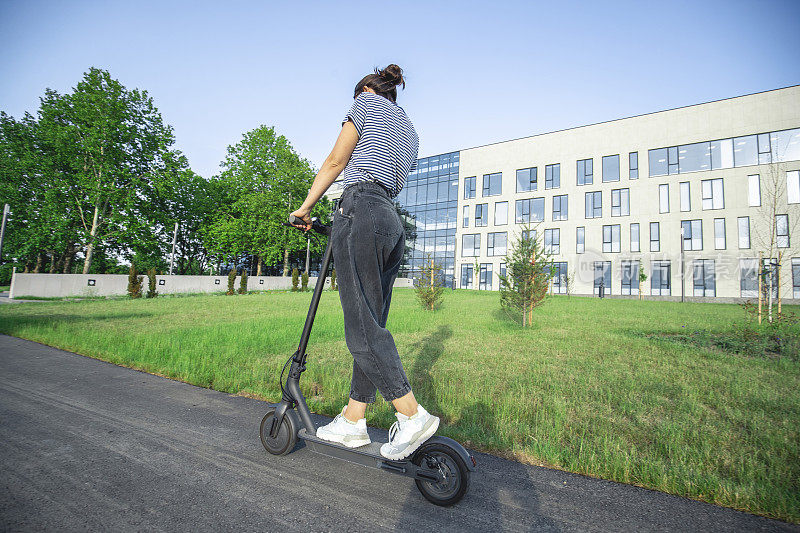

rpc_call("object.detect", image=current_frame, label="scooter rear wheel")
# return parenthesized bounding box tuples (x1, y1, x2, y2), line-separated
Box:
(260, 407, 298, 456)
(412, 442, 471, 506)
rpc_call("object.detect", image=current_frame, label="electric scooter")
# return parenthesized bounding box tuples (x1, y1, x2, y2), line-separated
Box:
(260, 213, 475, 506)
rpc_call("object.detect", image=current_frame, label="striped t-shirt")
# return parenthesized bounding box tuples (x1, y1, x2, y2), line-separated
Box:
(341, 92, 419, 198)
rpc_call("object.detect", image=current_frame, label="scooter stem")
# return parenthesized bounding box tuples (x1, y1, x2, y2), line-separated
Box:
(295, 229, 334, 363)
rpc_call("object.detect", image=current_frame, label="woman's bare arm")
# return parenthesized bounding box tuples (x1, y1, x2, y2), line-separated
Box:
(290, 121, 359, 229)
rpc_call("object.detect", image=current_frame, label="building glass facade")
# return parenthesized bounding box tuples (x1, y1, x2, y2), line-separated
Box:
(393, 151, 460, 285)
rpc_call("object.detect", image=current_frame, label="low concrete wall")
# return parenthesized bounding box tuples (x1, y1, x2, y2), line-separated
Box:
(9, 273, 414, 299)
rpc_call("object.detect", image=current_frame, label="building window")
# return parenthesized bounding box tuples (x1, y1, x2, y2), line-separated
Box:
(621, 260, 640, 295)
(630, 223, 640, 252)
(647, 128, 800, 178)
(714, 218, 726, 250)
(500, 262, 507, 280)
(651, 261, 671, 295)
(494, 201, 508, 226)
(487, 232, 507, 256)
(701, 178, 724, 210)
(793, 258, 800, 298)
(602, 154, 620, 182)
(680, 182, 691, 212)
(544, 228, 560, 254)
(522, 229, 537, 242)
(483, 172, 502, 197)
(576, 227, 585, 254)
(460, 264, 474, 289)
(738, 217, 751, 249)
(585, 191, 602, 218)
(602, 225, 621, 253)
(461, 234, 480, 257)
(650, 222, 660, 252)
(545, 164, 560, 189)
(681, 219, 703, 251)
(516, 167, 537, 193)
(611, 188, 630, 216)
(629, 152, 639, 179)
(758, 133, 773, 164)
(693, 259, 716, 297)
(748, 175, 761, 206)
(464, 176, 476, 199)
(593, 261, 611, 296)
(475, 203, 488, 227)
(577, 158, 593, 185)
(552, 261, 568, 294)
(761, 258, 779, 298)
(552, 195, 568, 221)
(462, 205, 469, 228)
(740, 258, 758, 298)
(659, 184, 669, 213)
(776, 214, 790, 248)
(479, 263, 493, 290)
(788, 170, 800, 204)
(515, 198, 544, 223)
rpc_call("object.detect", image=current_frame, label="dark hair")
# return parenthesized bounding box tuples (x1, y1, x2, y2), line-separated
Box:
(353, 64, 406, 103)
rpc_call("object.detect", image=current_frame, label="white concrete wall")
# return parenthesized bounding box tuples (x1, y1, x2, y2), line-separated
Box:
(9, 273, 414, 299)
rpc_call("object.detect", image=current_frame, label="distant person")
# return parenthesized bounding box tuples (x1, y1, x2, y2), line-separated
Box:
(289, 64, 437, 460)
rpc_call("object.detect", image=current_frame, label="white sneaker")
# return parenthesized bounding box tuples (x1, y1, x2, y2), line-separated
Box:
(316, 407, 370, 448)
(380, 405, 439, 460)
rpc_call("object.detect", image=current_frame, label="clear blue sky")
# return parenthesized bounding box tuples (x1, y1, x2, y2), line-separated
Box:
(2, 0, 799, 179)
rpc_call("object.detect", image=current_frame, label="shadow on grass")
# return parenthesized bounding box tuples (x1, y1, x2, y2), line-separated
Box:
(400, 325, 557, 530)
(408, 325, 452, 421)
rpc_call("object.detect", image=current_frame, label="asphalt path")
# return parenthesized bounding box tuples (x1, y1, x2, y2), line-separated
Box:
(0, 334, 796, 532)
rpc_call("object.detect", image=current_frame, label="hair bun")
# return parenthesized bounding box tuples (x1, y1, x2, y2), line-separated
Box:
(376, 64, 405, 89)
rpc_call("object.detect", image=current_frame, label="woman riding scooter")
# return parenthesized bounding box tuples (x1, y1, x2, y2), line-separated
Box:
(289, 64, 438, 461)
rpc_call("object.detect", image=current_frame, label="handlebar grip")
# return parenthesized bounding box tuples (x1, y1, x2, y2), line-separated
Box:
(286, 214, 331, 236)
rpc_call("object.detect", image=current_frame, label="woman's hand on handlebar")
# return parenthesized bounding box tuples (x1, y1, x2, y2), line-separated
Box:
(289, 207, 313, 232)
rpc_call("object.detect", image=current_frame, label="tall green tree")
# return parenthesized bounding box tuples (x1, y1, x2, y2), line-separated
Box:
(37, 67, 177, 273)
(205, 125, 332, 275)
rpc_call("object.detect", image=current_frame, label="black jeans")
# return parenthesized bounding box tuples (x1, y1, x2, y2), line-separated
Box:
(332, 181, 411, 403)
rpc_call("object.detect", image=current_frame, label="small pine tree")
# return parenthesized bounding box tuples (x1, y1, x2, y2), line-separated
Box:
(127, 266, 143, 299)
(291, 267, 299, 291)
(227, 269, 236, 295)
(146, 268, 158, 298)
(498, 224, 553, 326)
(414, 255, 445, 311)
(301, 271, 309, 291)
(238, 270, 248, 294)
(565, 269, 575, 297)
(638, 264, 648, 300)
(330, 267, 338, 291)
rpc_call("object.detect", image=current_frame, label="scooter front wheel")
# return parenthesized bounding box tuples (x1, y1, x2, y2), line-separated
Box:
(412, 441, 471, 506)
(260, 407, 299, 456)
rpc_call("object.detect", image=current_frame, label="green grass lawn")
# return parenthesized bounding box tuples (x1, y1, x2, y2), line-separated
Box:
(0, 289, 798, 522)
(0, 285, 9, 292)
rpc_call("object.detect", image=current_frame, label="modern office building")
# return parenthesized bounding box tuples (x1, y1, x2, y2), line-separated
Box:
(329, 85, 800, 301)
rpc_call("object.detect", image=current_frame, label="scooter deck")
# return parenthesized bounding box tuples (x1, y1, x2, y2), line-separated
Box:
(298, 428, 399, 469)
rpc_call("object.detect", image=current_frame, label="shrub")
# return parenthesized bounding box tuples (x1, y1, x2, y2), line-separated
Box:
(330, 267, 337, 291)
(227, 269, 236, 295)
(146, 268, 158, 298)
(301, 271, 309, 291)
(498, 224, 553, 326)
(291, 267, 299, 291)
(414, 255, 444, 311)
(127, 266, 143, 299)
(238, 270, 248, 294)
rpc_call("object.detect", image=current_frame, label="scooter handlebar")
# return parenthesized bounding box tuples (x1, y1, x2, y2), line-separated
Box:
(285, 215, 330, 236)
